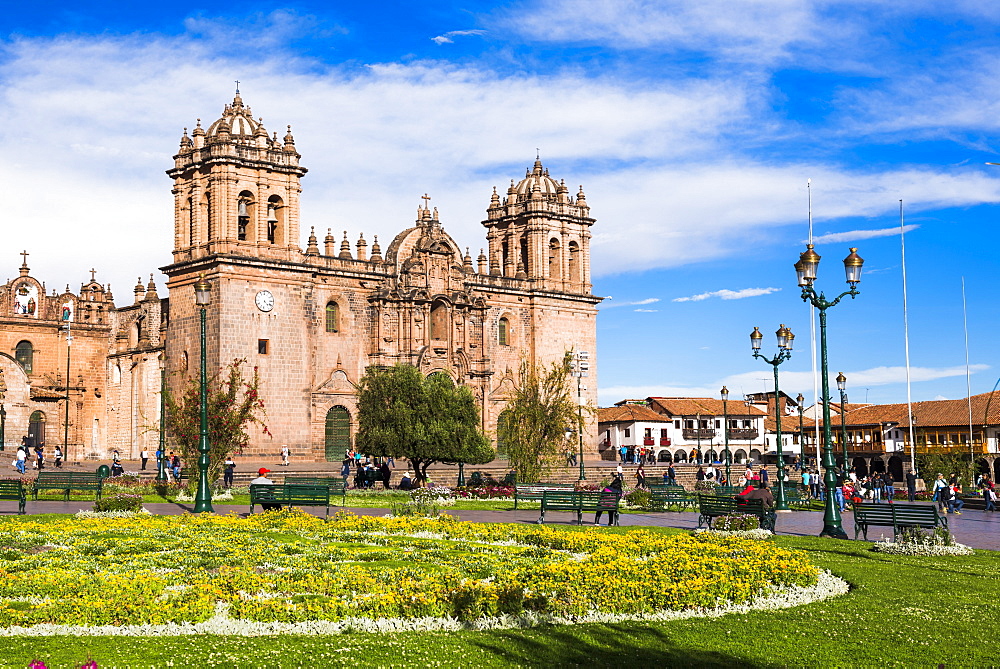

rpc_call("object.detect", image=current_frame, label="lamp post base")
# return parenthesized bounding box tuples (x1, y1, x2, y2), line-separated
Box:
(193, 498, 214, 514)
(820, 524, 849, 540)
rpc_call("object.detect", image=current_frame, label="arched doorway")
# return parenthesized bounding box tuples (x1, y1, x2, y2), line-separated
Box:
(673, 449, 686, 463)
(28, 411, 45, 448)
(852, 457, 869, 477)
(750, 449, 762, 462)
(993, 458, 1000, 483)
(888, 456, 904, 481)
(733, 449, 747, 464)
(324, 406, 350, 462)
(657, 450, 671, 462)
(870, 458, 885, 474)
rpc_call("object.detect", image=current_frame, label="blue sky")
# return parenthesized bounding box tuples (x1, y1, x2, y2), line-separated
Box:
(3, 1, 1000, 408)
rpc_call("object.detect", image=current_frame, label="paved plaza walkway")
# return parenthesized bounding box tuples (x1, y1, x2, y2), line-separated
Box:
(1, 498, 996, 551)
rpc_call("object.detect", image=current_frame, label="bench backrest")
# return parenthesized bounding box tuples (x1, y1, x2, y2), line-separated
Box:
(36, 472, 100, 484)
(515, 484, 575, 497)
(0, 480, 24, 492)
(284, 477, 346, 492)
(251, 483, 330, 501)
(856, 502, 939, 524)
(541, 490, 620, 507)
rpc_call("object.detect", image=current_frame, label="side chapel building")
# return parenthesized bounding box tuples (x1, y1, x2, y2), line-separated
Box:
(0, 92, 601, 461)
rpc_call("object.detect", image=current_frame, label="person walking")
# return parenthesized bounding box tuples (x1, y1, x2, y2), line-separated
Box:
(140, 449, 149, 470)
(14, 447, 26, 475)
(882, 470, 895, 504)
(906, 469, 918, 502)
(635, 464, 646, 488)
(667, 463, 677, 486)
(53, 446, 63, 469)
(932, 474, 948, 504)
(223, 458, 236, 488)
(280, 445, 290, 467)
(981, 479, 996, 512)
(801, 470, 811, 498)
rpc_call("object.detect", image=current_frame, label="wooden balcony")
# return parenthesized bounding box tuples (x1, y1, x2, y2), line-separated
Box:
(682, 428, 716, 440)
(913, 444, 991, 455)
(727, 429, 759, 440)
(659, 438, 671, 446)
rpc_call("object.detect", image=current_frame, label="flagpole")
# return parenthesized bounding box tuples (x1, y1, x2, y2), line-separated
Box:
(901, 201, 916, 474)
(962, 277, 974, 472)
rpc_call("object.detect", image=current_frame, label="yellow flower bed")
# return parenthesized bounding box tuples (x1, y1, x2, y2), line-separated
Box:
(0, 511, 818, 627)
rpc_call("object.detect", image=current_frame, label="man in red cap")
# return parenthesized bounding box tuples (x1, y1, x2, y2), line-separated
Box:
(251, 467, 282, 511)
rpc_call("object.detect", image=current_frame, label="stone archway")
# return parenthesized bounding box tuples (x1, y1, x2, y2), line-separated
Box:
(673, 449, 686, 463)
(852, 457, 869, 477)
(888, 455, 904, 481)
(870, 458, 885, 474)
(733, 449, 747, 464)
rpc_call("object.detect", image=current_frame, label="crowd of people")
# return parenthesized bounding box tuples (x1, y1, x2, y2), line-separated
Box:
(11, 437, 63, 474)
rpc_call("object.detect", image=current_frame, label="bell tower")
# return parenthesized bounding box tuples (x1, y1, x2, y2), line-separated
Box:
(166, 91, 308, 263)
(482, 158, 595, 293)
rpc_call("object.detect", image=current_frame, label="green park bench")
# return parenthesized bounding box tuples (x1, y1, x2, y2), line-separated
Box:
(852, 502, 947, 541)
(32, 471, 103, 501)
(283, 476, 348, 505)
(250, 483, 332, 518)
(696, 494, 776, 532)
(647, 485, 694, 511)
(537, 490, 622, 526)
(712, 485, 741, 497)
(0, 480, 27, 514)
(514, 483, 575, 509)
(781, 488, 812, 509)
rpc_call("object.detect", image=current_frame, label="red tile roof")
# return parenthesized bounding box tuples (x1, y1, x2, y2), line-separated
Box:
(647, 397, 766, 417)
(597, 405, 671, 424)
(790, 392, 1000, 430)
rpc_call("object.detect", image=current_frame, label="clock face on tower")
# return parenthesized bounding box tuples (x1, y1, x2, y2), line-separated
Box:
(255, 290, 274, 312)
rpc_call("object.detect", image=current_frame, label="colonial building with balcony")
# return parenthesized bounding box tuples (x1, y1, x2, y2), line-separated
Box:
(599, 396, 767, 463)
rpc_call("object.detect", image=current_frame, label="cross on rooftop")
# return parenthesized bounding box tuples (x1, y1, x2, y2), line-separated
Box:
(90, 268, 97, 282)
(19, 250, 28, 266)
(421, 193, 431, 208)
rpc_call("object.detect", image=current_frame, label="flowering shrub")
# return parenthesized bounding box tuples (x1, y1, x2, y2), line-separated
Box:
(872, 527, 973, 556)
(93, 494, 143, 513)
(453, 485, 515, 499)
(694, 480, 718, 493)
(0, 511, 819, 629)
(892, 490, 933, 501)
(624, 488, 651, 510)
(411, 487, 456, 506)
(712, 513, 760, 532)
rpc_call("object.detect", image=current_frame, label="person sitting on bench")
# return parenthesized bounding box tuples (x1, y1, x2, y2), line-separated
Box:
(251, 467, 282, 511)
(594, 476, 623, 526)
(736, 480, 775, 509)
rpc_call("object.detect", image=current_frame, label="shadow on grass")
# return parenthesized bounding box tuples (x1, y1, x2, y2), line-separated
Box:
(467, 623, 779, 668)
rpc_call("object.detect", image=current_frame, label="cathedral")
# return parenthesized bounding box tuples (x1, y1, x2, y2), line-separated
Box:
(0, 92, 601, 461)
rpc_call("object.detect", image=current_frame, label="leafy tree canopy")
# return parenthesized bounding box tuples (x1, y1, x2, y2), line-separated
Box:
(355, 364, 492, 482)
(497, 352, 585, 483)
(163, 359, 270, 488)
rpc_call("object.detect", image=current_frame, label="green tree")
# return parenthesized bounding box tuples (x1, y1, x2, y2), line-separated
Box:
(355, 364, 493, 482)
(497, 352, 584, 483)
(163, 359, 270, 488)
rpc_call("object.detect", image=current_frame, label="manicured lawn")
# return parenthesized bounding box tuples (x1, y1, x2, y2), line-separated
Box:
(2, 518, 995, 668)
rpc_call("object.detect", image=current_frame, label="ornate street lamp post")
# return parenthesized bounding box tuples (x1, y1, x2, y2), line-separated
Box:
(0, 369, 6, 451)
(751, 324, 795, 511)
(193, 274, 214, 513)
(796, 245, 863, 539)
(570, 350, 589, 481)
(157, 367, 167, 481)
(837, 372, 849, 471)
(720, 386, 731, 486)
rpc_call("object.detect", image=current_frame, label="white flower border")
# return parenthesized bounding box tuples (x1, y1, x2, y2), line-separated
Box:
(871, 540, 974, 556)
(0, 571, 848, 637)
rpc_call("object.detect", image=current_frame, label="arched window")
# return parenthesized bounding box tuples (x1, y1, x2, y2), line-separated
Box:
(498, 317, 510, 346)
(430, 300, 448, 340)
(325, 302, 340, 333)
(201, 193, 213, 241)
(548, 238, 561, 279)
(112, 363, 121, 385)
(267, 195, 284, 245)
(237, 191, 255, 242)
(187, 197, 195, 247)
(568, 241, 581, 283)
(15, 340, 33, 373)
(519, 236, 529, 274)
(324, 406, 351, 461)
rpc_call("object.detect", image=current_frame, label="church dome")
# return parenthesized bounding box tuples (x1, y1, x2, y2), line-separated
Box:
(513, 158, 560, 199)
(205, 93, 260, 138)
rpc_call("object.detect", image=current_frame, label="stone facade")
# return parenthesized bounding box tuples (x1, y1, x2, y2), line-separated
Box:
(0, 257, 113, 456)
(0, 92, 602, 462)
(160, 93, 602, 460)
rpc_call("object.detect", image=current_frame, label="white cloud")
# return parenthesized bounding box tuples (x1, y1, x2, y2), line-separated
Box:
(673, 287, 780, 302)
(600, 298, 660, 309)
(431, 30, 487, 45)
(598, 363, 990, 407)
(634, 308, 659, 312)
(809, 224, 918, 244)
